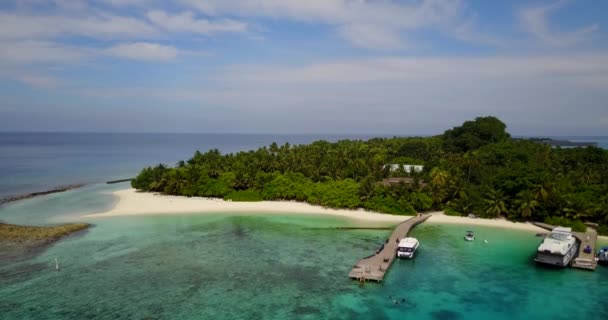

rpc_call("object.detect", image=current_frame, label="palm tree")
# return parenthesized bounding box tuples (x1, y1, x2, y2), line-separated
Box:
(447, 191, 472, 215)
(461, 151, 480, 183)
(429, 167, 450, 206)
(430, 167, 449, 188)
(483, 189, 508, 218)
(591, 193, 608, 223)
(514, 190, 539, 218)
(532, 175, 554, 204)
(149, 177, 168, 192)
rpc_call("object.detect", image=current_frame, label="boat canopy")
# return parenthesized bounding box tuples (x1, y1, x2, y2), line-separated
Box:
(552, 226, 572, 233)
(550, 227, 572, 241)
(398, 237, 419, 248)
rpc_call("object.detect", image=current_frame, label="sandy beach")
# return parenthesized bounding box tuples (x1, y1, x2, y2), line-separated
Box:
(427, 212, 546, 232)
(86, 188, 409, 223)
(86, 188, 550, 232)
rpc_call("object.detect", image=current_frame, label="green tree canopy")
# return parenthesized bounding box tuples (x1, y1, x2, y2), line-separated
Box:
(442, 116, 510, 153)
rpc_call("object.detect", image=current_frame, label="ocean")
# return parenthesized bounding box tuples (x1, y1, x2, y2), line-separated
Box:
(1, 133, 607, 319)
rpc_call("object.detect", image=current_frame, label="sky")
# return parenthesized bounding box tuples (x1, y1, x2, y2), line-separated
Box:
(1, 0, 607, 135)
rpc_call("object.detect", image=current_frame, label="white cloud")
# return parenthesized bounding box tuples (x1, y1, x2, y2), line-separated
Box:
(14, 73, 62, 89)
(0, 40, 91, 64)
(214, 55, 608, 86)
(76, 54, 608, 133)
(146, 10, 247, 34)
(97, 0, 152, 6)
(0, 12, 157, 40)
(180, 0, 488, 49)
(338, 24, 407, 50)
(104, 42, 178, 61)
(519, 1, 599, 47)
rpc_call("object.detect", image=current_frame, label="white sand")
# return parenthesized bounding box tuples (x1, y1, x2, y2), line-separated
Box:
(85, 188, 410, 223)
(427, 212, 547, 232)
(85, 188, 550, 233)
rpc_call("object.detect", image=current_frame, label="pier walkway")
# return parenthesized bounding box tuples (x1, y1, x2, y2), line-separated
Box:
(533, 222, 597, 271)
(348, 214, 431, 282)
(572, 228, 597, 270)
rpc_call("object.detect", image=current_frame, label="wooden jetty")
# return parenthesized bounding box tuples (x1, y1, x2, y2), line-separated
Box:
(348, 214, 431, 282)
(532, 222, 597, 271)
(572, 228, 598, 270)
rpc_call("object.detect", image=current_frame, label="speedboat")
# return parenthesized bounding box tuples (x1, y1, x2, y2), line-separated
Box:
(396, 237, 419, 259)
(598, 247, 608, 265)
(464, 231, 475, 241)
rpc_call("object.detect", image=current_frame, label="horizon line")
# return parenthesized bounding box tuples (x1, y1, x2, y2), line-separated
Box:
(0, 131, 606, 138)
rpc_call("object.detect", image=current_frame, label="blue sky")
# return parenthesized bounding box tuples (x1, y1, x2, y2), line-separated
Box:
(1, 0, 607, 135)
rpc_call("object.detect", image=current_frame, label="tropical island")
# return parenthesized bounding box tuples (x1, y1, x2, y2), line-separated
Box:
(130, 117, 608, 235)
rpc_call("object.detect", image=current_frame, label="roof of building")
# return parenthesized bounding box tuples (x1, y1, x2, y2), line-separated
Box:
(383, 164, 424, 173)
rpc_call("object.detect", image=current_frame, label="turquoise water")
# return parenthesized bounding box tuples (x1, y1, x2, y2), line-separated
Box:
(1, 187, 607, 319)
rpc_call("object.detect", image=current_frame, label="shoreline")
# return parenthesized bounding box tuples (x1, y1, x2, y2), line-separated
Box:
(85, 188, 550, 233)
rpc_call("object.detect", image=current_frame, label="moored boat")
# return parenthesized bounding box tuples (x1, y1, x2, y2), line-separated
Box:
(597, 247, 608, 265)
(534, 227, 578, 267)
(464, 231, 475, 241)
(396, 237, 419, 259)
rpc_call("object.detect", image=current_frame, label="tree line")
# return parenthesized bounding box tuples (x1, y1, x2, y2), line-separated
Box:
(132, 116, 608, 234)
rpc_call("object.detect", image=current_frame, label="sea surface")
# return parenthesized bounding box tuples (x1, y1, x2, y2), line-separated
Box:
(552, 136, 608, 149)
(1, 133, 607, 319)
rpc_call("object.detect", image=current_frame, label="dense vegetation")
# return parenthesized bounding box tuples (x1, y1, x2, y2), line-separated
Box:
(132, 116, 608, 234)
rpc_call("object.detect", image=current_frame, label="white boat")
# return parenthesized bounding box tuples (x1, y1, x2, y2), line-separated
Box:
(464, 231, 475, 241)
(396, 237, 419, 259)
(598, 247, 608, 265)
(534, 227, 578, 267)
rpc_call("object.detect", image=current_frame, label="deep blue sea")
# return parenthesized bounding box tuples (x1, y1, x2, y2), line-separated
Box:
(1, 133, 607, 319)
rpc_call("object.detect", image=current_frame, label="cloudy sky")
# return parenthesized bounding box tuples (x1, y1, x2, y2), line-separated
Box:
(1, 0, 607, 135)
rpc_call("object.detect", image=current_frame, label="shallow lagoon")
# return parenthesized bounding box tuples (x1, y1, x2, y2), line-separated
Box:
(1, 188, 607, 320)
